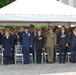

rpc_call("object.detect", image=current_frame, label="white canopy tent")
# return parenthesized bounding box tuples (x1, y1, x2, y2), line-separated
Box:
(0, 0, 76, 26)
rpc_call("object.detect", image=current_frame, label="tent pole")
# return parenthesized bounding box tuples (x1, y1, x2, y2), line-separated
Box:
(47, 22, 50, 28)
(68, 22, 71, 28)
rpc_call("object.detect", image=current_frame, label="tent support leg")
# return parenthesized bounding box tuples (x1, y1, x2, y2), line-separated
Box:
(47, 22, 49, 26)
(68, 22, 71, 27)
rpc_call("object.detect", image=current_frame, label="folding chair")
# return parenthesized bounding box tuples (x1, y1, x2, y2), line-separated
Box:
(55, 44, 60, 62)
(67, 46, 71, 62)
(34, 44, 43, 64)
(41, 46, 47, 63)
(15, 45, 23, 64)
(29, 53, 33, 63)
(0, 45, 3, 64)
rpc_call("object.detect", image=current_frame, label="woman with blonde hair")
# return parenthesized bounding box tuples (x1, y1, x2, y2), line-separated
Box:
(2, 30, 13, 65)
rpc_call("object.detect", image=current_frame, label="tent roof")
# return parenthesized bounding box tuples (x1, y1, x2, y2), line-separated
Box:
(0, 0, 76, 15)
(0, 0, 76, 22)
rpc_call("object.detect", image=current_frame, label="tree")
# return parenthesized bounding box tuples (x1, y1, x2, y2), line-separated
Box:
(0, 0, 15, 8)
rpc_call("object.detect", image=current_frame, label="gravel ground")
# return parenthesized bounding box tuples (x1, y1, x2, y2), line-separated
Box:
(0, 63, 76, 75)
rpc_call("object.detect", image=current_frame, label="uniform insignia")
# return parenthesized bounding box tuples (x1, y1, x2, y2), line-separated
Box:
(51, 35, 54, 37)
(28, 33, 30, 37)
(23, 33, 25, 37)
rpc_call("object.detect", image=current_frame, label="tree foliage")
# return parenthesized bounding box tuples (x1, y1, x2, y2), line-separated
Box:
(0, 0, 15, 8)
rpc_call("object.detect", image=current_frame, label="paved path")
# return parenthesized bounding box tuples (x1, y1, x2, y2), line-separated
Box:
(0, 63, 76, 75)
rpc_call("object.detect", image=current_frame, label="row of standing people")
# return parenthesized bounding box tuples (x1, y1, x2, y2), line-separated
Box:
(0, 26, 44, 64)
(19, 25, 76, 64)
(0, 25, 76, 65)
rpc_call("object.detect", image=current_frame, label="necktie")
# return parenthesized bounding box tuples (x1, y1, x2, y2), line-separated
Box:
(26, 32, 28, 35)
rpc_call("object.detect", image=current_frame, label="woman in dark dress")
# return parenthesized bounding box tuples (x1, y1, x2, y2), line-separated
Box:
(2, 30, 13, 65)
(34, 30, 44, 64)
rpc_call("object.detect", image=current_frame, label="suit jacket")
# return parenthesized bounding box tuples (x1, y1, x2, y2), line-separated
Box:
(34, 36, 44, 49)
(58, 30, 69, 45)
(70, 31, 76, 44)
(18, 32, 24, 44)
(0, 33, 4, 45)
(30, 32, 37, 45)
(2, 36, 13, 56)
(10, 34, 18, 46)
(21, 32, 33, 47)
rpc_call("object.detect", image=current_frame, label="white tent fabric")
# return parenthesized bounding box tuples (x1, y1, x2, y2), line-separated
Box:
(0, 0, 76, 22)
(0, 0, 76, 15)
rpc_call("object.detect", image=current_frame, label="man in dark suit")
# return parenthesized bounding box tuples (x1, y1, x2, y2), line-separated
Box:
(10, 28, 18, 64)
(30, 27, 38, 63)
(58, 26, 69, 63)
(70, 26, 76, 63)
(22, 27, 33, 64)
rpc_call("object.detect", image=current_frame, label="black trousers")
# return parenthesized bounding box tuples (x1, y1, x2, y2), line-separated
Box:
(11, 48, 15, 63)
(36, 49, 42, 63)
(30, 45, 35, 63)
(59, 45, 67, 63)
(4, 56, 10, 65)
